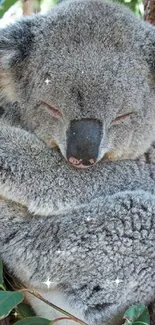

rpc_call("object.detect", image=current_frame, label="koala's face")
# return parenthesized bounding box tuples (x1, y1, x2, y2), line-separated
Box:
(1, 0, 155, 168)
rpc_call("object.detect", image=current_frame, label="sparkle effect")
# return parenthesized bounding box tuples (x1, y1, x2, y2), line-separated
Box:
(113, 277, 124, 286)
(56, 249, 62, 254)
(45, 78, 51, 85)
(43, 277, 53, 289)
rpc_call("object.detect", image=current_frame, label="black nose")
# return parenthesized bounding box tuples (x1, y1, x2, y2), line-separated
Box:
(67, 119, 102, 166)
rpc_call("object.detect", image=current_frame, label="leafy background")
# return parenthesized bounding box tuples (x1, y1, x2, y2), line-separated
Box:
(0, 0, 144, 27)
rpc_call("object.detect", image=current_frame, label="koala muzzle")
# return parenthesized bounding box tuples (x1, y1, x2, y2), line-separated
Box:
(67, 119, 102, 168)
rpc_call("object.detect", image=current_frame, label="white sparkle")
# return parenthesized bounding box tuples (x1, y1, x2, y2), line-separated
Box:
(43, 277, 53, 289)
(81, 70, 84, 74)
(86, 217, 91, 222)
(56, 249, 62, 254)
(45, 78, 51, 85)
(113, 277, 124, 286)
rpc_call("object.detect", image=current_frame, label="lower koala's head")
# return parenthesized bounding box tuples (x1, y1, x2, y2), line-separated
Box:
(1, 0, 155, 168)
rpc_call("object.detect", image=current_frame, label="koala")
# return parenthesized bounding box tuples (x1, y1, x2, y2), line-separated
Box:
(1, 0, 155, 324)
(1, 0, 155, 168)
(0, 122, 155, 325)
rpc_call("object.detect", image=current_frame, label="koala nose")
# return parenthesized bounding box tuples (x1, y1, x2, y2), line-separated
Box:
(67, 119, 102, 167)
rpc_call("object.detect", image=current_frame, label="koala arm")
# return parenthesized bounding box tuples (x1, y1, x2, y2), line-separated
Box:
(0, 122, 155, 216)
(0, 122, 100, 215)
(0, 122, 73, 216)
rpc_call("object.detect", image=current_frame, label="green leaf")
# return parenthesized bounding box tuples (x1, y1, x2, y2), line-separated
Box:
(17, 302, 36, 318)
(133, 309, 150, 325)
(0, 0, 17, 18)
(124, 304, 150, 325)
(15, 317, 52, 325)
(0, 257, 3, 286)
(0, 291, 24, 319)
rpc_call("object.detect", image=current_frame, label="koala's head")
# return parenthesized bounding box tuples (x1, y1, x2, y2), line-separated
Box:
(1, 0, 155, 168)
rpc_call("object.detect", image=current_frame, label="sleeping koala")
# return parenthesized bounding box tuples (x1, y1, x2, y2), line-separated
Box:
(1, 0, 155, 168)
(1, 0, 155, 324)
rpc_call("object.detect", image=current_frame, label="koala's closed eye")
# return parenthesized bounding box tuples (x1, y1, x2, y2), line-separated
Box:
(41, 101, 62, 119)
(112, 112, 134, 123)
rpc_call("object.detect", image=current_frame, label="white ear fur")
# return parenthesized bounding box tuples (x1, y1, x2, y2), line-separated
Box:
(0, 15, 36, 102)
(0, 28, 20, 101)
(0, 64, 17, 102)
(0, 25, 30, 102)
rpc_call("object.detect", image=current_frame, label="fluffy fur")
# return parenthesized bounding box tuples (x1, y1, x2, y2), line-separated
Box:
(1, 0, 155, 165)
(0, 122, 155, 325)
(1, 0, 155, 323)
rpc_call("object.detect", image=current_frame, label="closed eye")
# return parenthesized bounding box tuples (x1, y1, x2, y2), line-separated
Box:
(112, 112, 134, 123)
(41, 101, 62, 119)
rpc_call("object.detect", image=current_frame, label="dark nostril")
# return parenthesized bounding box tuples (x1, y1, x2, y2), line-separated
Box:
(82, 159, 96, 166)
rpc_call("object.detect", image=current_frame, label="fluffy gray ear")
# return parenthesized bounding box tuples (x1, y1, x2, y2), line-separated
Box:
(0, 18, 35, 101)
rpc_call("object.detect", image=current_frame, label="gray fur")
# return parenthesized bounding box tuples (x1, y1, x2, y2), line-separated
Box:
(1, 0, 155, 323)
(0, 123, 155, 325)
(1, 0, 155, 164)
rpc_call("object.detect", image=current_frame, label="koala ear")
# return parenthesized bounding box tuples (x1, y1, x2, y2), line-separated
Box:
(0, 18, 35, 101)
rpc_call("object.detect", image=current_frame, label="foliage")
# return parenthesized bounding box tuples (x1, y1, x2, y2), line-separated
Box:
(0, 258, 151, 325)
(0, 291, 24, 320)
(0, 0, 17, 18)
(16, 303, 35, 318)
(118, 0, 143, 16)
(123, 304, 150, 325)
(15, 318, 53, 324)
(0, 0, 144, 20)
